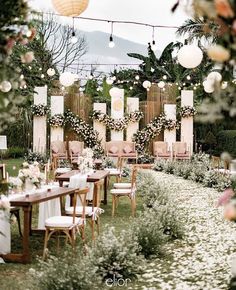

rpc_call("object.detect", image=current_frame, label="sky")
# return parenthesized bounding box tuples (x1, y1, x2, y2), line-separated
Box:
(29, 0, 190, 51)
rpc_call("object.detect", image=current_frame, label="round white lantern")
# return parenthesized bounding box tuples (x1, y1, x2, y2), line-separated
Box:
(142, 80, 151, 89)
(0, 81, 12, 93)
(106, 78, 114, 85)
(177, 45, 203, 69)
(52, 0, 89, 17)
(59, 72, 75, 87)
(157, 81, 165, 89)
(109, 87, 123, 98)
(207, 71, 222, 83)
(47, 68, 55, 76)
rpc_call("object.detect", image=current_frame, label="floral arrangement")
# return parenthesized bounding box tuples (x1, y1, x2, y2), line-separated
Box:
(133, 113, 167, 153)
(164, 119, 179, 131)
(91, 110, 143, 131)
(78, 149, 94, 174)
(31, 104, 50, 116)
(18, 161, 44, 189)
(48, 114, 64, 127)
(65, 110, 104, 157)
(25, 151, 48, 167)
(179, 106, 196, 118)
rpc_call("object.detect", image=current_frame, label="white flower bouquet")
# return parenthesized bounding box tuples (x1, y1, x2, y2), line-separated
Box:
(18, 161, 44, 189)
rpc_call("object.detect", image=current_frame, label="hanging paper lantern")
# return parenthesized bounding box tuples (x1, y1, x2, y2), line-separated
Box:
(0, 81, 12, 93)
(157, 81, 165, 89)
(177, 45, 203, 69)
(207, 71, 222, 83)
(52, 0, 89, 16)
(142, 80, 151, 89)
(47, 68, 55, 76)
(59, 72, 75, 87)
(106, 78, 114, 85)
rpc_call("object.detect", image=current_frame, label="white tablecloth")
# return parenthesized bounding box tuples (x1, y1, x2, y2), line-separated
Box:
(0, 209, 10, 254)
(38, 185, 61, 230)
(65, 172, 94, 209)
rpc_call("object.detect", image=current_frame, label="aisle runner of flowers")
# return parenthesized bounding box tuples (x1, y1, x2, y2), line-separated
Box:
(135, 171, 236, 290)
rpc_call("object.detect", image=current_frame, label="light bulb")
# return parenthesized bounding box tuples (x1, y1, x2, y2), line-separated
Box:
(135, 75, 140, 80)
(71, 31, 78, 44)
(163, 75, 167, 80)
(109, 35, 115, 48)
(187, 75, 191, 80)
(151, 40, 157, 51)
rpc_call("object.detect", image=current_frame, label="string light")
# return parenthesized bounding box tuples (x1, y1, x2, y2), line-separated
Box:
(71, 17, 78, 44)
(151, 26, 157, 51)
(109, 22, 115, 48)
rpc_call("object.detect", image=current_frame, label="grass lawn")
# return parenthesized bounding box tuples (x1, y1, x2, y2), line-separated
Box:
(3, 158, 24, 177)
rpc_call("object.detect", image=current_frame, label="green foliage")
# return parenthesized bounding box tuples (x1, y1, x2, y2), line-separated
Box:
(25, 151, 48, 166)
(131, 208, 166, 258)
(87, 226, 143, 281)
(30, 253, 95, 290)
(217, 130, 236, 158)
(153, 153, 232, 191)
(2, 147, 26, 159)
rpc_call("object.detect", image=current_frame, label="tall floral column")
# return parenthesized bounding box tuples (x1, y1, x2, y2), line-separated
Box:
(50, 95, 64, 143)
(32, 86, 48, 153)
(110, 87, 124, 141)
(93, 103, 107, 148)
(181, 90, 194, 155)
(164, 104, 177, 156)
(126, 98, 139, 142)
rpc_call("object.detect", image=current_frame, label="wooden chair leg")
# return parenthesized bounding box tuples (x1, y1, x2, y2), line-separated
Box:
(43, 229, 49, 260)
(131, 197, 136, 217)
(112, 195, 116, 217)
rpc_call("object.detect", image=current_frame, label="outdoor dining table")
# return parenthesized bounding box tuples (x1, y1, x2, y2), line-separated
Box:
(55, 170, 109, 205)
(1, 187, 78, 264)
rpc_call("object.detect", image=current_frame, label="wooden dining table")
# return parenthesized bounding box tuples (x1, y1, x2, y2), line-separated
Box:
(55, 170, 109, 205)
(1, 187, 78, 264)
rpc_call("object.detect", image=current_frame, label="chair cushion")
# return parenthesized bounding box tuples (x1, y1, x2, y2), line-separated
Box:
(45, 216, 82, 228)
(109, 146, 118, 154)
(113, 183, 131, 189)
(105, 168, 121, 176)
(158, 153, 171, 157)
(121, 152, 136, 157)
(123, 145, 133, 154)
(65, 206, 104, 216)
(176, 153, 188, 157)
(110, 188, 132, 195)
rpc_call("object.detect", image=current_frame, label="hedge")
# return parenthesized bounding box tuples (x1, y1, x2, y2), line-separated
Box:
(217, 130, 236, 158)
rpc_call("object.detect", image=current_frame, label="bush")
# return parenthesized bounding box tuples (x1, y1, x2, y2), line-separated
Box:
(2, 147, 26, 159)
(217, 130, 236, 158)
(137, 153, 154, 164)
(153, 202, 184, 240)
(25, 151, 48, 166)
(131, 208, 166, 258)
(86, 226, 143, 281)
(30, 253, 95, 290)
(136, 172, 169, 207)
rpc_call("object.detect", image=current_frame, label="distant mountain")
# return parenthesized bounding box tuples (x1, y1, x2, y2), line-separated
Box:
(80, 30, 161, 71)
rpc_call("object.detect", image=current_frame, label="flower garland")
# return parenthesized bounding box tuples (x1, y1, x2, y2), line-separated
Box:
(48, 114, 65, 127)
(31, 104, 50, 116)
(64, 110, 104, 158)
(164, 119, 179, 131)
(133, 113, 167, 153)
(91, 110, 143, 131)
(179, 106, 196, 118)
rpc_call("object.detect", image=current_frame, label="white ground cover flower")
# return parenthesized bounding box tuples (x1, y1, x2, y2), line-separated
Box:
(134, 171, 236, 290)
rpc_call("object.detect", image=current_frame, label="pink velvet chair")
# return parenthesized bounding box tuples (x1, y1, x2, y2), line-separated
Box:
(172, 142, 190, 160)
(153, 141, 171, 160)
(68, 141, 84, 163)
(51, 141, 68, 169)
(105, 141, 137, 161)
